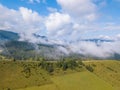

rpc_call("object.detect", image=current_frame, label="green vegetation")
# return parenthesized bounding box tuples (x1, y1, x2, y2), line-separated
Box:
(0, 59, 120, 90)
(1, 41, 37, 60)
(85, 65, 94, 72)
(38, 59, 83, 74)
(0, 61, 51, 90)
(84, 60, 120, 90)
(0, 59, 84, 90)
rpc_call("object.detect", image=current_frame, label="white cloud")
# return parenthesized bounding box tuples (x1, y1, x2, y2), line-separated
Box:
(0, 4, 44, 42)
(57, 0, 97, 21)
(19, 7, 42, 23)
(85, 13, 97, 21)
(68, 41, 120, 58)
(45, 12, 72, 39)
(22, 0, 40, 3)
(29, 0, 40, 3)
(47, 7, 58, 13)
(21, 0, 46, 4)
(1, 3, 120, 43)
(98, 35, 112, 40)
(116, 34, 120, 40)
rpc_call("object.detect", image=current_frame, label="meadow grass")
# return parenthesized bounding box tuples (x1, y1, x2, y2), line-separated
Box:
(0, 60, 51, 90)
(18, 71, 114, 90)
(84, 60, 120, 90)
(0, 60, 120, 90)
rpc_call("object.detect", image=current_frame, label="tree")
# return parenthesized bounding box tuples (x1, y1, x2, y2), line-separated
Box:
(62, 62, 68, 71)
(39, 60, 47, 69)
(56, 60, 63, 68)
(46, 63, 54, 73)
(13, 58, 16, 62)
(39, 61, 54, 73)
(63, 59, 78, 70)
(78, 60, 84, 66)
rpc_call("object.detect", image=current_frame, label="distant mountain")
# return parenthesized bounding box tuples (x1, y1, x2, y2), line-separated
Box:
(0, 30, 20, 41)
(34, 34, 48, 41)
(82, 39, 114, 43)
(0, 40, 67, 60)
(0, 30, 120, 60)
(1, 41, 37, 60)
(0, 30, 67, 60)
(81, 38, 114, 46)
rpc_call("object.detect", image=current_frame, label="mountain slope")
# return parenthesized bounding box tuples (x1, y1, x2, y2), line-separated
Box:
(0, 30, 20, 41)
(0, 30, 120, 60)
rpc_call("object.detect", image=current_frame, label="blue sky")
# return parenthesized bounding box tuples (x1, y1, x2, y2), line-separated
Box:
(1, 0, 120, 18)
(0, 0, 59, 15)
(0, 0, 120, 41)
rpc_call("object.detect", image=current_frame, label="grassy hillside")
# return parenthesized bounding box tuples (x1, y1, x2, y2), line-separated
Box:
(18, 71, 114, 90)
(0, 60, 120, 90)
(84, 60, 120, 90)
(0, 60, 84, 90)
(0, 61, 51, 90)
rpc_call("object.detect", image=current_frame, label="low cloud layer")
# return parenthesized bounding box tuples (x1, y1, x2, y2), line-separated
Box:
(68, 40, 120, 58)
(39, 39, 120, 59)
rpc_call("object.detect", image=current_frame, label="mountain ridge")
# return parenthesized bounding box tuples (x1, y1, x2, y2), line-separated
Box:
(0, 30, 120, 60)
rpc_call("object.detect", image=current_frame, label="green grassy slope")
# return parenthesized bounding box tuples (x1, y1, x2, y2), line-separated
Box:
(0, 61, 51, 90)
(18, 71, 114, 90)
(0, 60, 120, 90)
(84, 60, 120, 90)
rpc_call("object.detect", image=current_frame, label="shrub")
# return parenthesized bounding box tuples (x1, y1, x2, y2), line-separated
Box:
(22, 65, 31, 78)
(92, 64, 96, 67)
(62, 62, 68, 71)
(86, 65, 94, 72)
(56, 61, 63, 68)
(78, 61, 85, 66)
(67, 60, 78, 69)
(46, 63, 54, 73)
